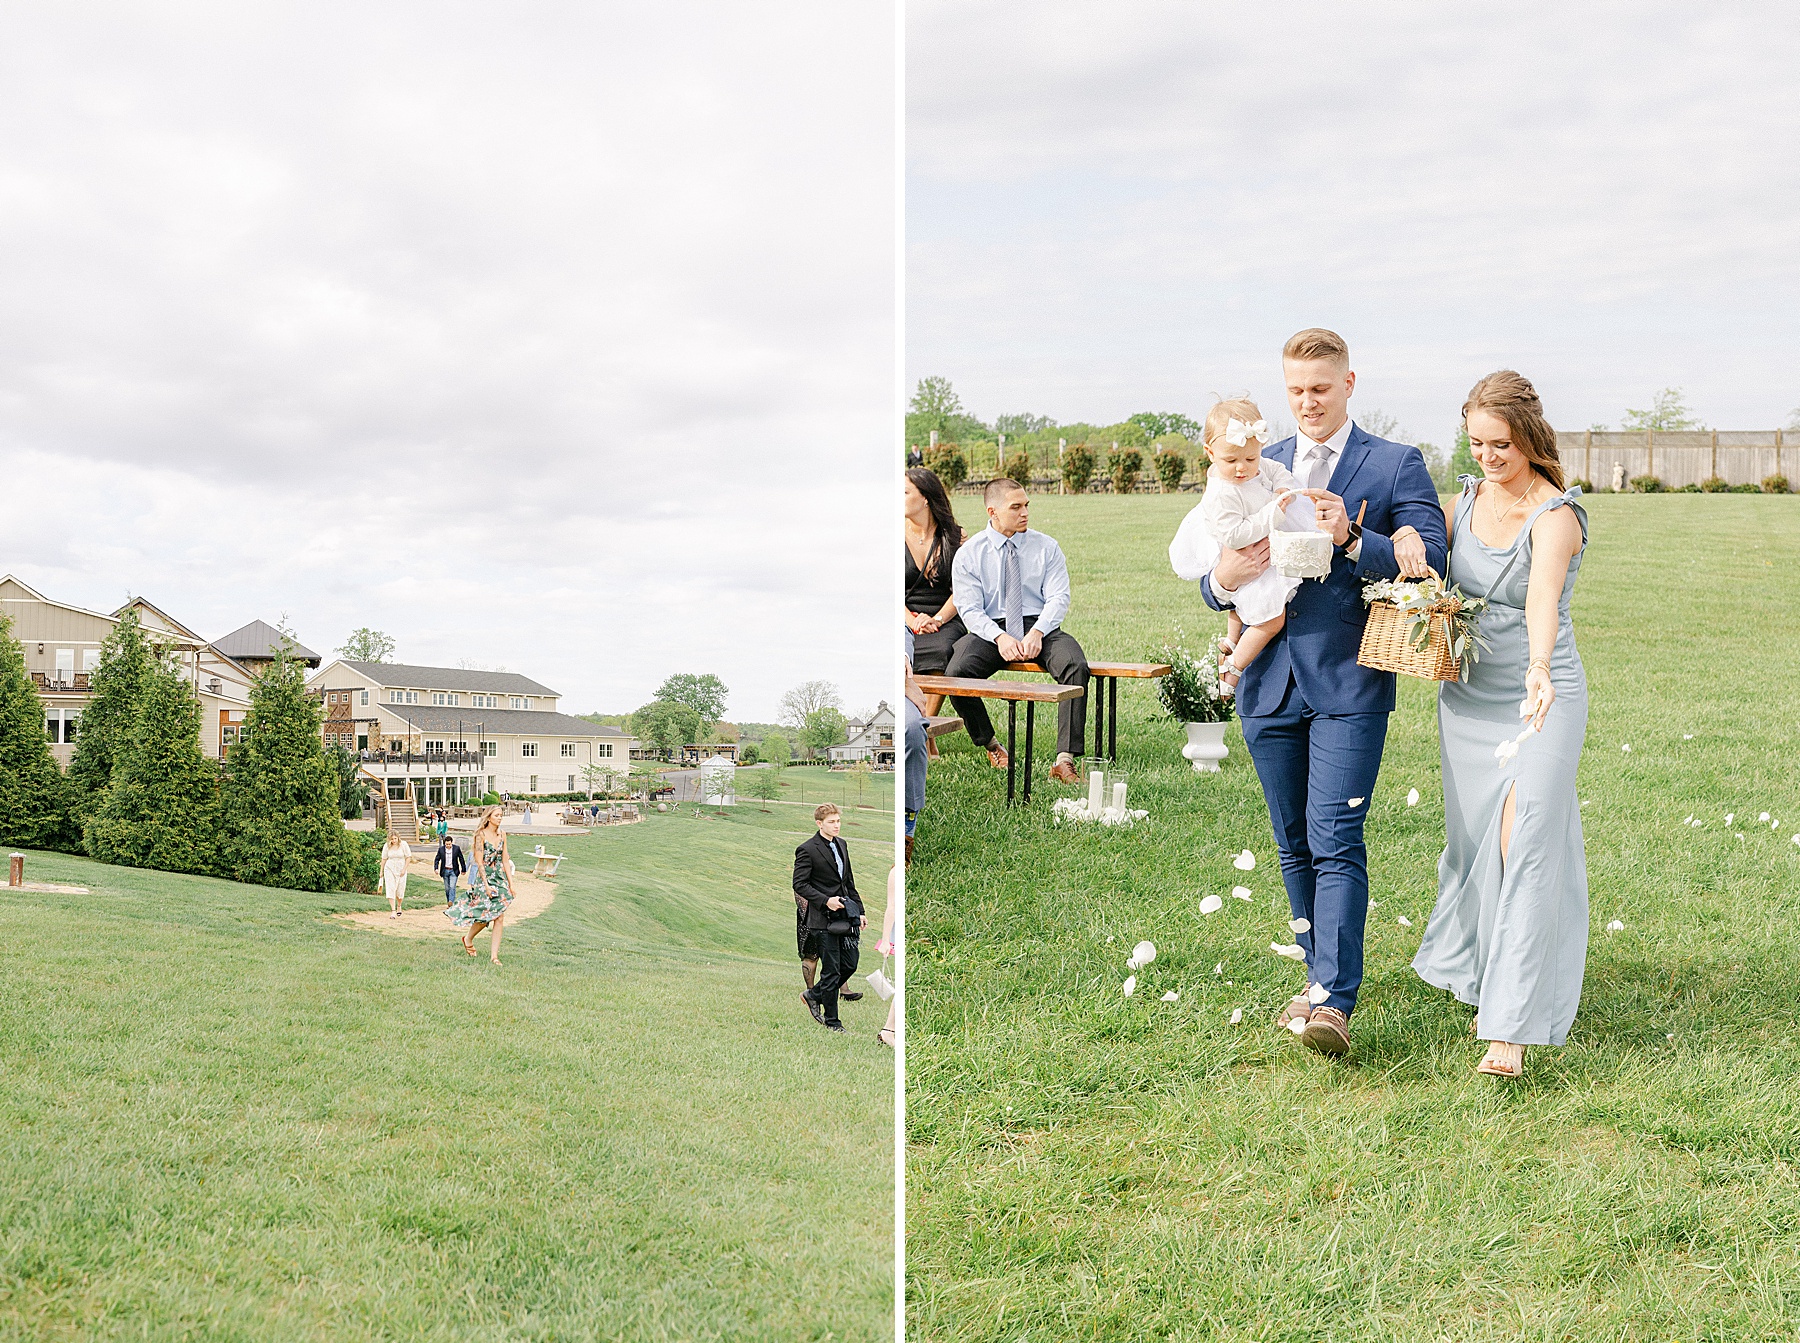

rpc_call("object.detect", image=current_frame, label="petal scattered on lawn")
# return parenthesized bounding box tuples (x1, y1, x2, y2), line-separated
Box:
(1737, 833, 1746, 840)
(1106, 935, 1114, 943)
(1683, 734, 1695, 740)
(1199, 894, 1223, 915)
(1126, 956, 1140, 972)
(1133, 940, 1156, 966)
(1233, 850, 1257, 871)
(1307, 982, 1330, 1005)
(1407, 788, 1420, 807)
(1581, 800, 1592, 807)
(1368, 898, 1379, 908)
(1229, 1008, 1243, 1025)
(1622, 743, 1632, 753)
(1725, 813, 1735, 826)
(1289, 917, 1311, 934)
(1397, 915, 1413, 927)
(1606, 920, 1624, 932)
(1760, 812, 1772, 822)
(1122, 975, 1137, 996)
(1231, 885, 1252, 901)
(1213, 962, 1223, 975)
(1270, 942, 1307, 962)
(1287, 1017, 1308, 1035)
(1347, 797, 1365, 808)
(1683, 815, 1693, 825)
(1792, 834, 1800, 846)
(1161, 990, 1180, 1002)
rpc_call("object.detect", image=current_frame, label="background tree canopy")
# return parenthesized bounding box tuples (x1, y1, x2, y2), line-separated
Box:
(336, 628, 395, 663)
(631, 699, 703, 753)
(653, 673, 729, 730)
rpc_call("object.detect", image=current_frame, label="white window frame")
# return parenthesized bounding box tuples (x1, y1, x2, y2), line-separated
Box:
(560, 742, 576, 758)
(360, 690, 369, 706)
(479, 741, 497, 755)
(520, 742, 538, 758)
(597, 743, 613, 758)
(510, 696, 526, 710)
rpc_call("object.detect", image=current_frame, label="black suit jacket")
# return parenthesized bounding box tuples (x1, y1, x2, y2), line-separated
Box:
(792, 832, 862, 931)
(432, 842, 466, 876)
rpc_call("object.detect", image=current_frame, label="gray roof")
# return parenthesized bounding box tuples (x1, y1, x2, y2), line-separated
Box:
(340, 661, 558, 697)
(371, 704, 634, 738)
(214, 619, 321, 665)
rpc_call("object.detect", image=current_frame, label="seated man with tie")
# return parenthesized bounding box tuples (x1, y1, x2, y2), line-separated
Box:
(945, 478, 1090, 785)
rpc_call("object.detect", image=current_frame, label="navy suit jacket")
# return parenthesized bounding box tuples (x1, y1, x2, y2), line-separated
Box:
(1201, 426, 1448, 718)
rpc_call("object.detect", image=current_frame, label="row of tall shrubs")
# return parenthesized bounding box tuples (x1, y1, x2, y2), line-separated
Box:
(0, 609, 367, 891)
(926, 441, 1191, 495)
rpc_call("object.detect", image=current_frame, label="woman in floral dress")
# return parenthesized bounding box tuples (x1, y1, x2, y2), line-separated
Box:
(446, 805, 514, 963)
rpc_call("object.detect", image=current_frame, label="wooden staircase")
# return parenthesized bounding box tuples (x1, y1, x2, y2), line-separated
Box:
(381, 794, 421, 839)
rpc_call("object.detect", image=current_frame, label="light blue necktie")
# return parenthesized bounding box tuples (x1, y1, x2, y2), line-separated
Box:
(1002, 538, 1024, 639)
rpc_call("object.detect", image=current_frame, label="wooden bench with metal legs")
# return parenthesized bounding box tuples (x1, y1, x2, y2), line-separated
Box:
(1000, 660, 1173, 762)
(910, 676, 1083, 805)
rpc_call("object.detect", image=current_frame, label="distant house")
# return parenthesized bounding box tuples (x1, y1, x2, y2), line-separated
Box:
(827, 702, 896, 768)
(0, 574, 261, 764)
(211, 620, 321, 676)
(306, 660, 639, 807)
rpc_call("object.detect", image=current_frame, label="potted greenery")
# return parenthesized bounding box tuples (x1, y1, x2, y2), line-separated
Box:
(1155, 632, 1235, 772)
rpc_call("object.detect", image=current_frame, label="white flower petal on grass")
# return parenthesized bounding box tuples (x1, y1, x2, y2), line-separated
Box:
(1737, 833, 1746, 840)
(1233, 850, 1257, 871)
(1368, 898, 1379, 908)
(1581, 800, 1592, 808)
(1606, 920, 1624, 932)
(1229, 1008, 1243, 1025)
(1287, 1017, 1308, 1036)
(1213, 962, 1223, 975)
(1683, 734, 1695, 740)
(1725, 813, 1734, 826)
(1126, 957, 1140, 972)
(1133, 941, 1156, 966)
(1622, 744, 1632, 753)
(1307, 982, 1330, 1005)
(1760, 812, 1771, 822)
(1683, 815, 1693, 825)
(1199, 894, 1224, 915)
(1397, 915, 1413, 927)
(1793, 834, 1800, 847)
(1231, 886, 1252, 901)
(1122, 976, 1137, 996)
(1270, 942, 1307, 962)
(1290, 917, 1311, 934)
(1347, 797, 1365, 808)
(1106, 935, 1114, 943)
(1407, 788, 1420, 807)
(1161, 990, 1180, 1002)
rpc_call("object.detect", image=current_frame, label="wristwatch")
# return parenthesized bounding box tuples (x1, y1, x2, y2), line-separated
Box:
(1342, 519, 1363, 549)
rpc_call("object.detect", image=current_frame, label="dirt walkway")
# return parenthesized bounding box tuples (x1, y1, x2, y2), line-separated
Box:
(336, 854, 557, 939)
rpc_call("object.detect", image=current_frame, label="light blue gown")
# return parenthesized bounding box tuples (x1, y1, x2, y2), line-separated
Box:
(1412, 479, 1590, 1045)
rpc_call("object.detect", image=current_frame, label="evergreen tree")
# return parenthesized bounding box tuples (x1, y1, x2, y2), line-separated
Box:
(220, 643, 355, 891)
(84, 653, 221, 873)
(0, 614, 76, 850)
(67, 608, 156, 830)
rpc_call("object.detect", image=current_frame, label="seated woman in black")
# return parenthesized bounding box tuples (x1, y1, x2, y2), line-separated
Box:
(904, 467, 966, 676)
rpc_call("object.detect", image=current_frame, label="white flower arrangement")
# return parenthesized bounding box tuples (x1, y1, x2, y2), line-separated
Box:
(1361, 572, 1491, 679)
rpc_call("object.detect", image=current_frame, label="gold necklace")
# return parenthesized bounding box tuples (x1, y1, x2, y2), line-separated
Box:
(1485, 475, 1532, 523)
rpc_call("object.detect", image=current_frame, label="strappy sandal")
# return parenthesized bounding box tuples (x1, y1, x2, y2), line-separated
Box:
(1476, 1043, 1525, 1078)
(462, 934, 477, 956)
(876, 1028, 895, 1048)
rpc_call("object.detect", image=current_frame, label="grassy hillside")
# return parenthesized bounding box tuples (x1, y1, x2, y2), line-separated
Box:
(907, 493, 1800, 1341)
(1, 804, 895, 1341)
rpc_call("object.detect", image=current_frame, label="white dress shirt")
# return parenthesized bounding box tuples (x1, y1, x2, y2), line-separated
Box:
(951, 525, 1072, 644)
(1214, 419, 1362, 601)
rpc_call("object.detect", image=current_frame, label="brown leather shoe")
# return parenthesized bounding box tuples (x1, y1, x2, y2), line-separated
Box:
(1276, 995, 1312, 1029)
(1300, 1005, 1351, 1056)
(1047, 761, 1080, 785)
(904, 834, 915, 866)
(986, 743, 1010, 769)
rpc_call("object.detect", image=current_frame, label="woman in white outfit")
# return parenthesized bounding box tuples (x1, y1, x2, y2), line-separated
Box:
(381, 831, 412, 918)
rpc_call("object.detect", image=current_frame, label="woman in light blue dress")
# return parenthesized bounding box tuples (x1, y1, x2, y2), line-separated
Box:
(1412, 371, 1589, 1079)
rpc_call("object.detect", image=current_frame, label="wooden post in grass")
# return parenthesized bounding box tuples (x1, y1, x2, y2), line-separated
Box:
(7, 853, 21, 887)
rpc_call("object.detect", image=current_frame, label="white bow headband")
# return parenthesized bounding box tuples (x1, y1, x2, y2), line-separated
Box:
(1223, 417, 1268, 447)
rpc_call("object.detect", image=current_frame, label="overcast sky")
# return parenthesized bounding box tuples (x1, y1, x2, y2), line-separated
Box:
(0, 3, 894, 722)
(909, 2, 1800, 450)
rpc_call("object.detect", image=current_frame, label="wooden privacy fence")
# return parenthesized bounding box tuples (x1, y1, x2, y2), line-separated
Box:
(1557, 430, 1792, 489)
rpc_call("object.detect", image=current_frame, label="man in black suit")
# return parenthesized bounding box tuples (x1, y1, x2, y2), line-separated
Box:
(793, 803, 867, 1032)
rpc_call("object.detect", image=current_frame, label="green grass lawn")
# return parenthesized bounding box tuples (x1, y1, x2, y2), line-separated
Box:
(907, 493, 1800, 1342)
(1, 804, 896, 1341)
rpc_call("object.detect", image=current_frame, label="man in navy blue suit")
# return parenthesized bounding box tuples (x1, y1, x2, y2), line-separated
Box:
(1202, 328, 1447, 1055)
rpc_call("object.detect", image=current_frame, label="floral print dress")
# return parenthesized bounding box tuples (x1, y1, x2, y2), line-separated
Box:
(445, 837, 513, 926)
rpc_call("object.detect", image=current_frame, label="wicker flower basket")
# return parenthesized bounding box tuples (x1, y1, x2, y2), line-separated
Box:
(1356, 568, 1464, 682)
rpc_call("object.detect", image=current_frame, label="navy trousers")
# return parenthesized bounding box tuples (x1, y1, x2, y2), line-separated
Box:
(1238, 678, 1390, 1015)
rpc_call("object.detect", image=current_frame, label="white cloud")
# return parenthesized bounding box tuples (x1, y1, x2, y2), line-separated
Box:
(907, 2, 1800, 443)
(0, 2, 895, 720)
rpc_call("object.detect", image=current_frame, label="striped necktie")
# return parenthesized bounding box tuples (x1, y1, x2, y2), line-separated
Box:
(1002, 538, 1024, 639)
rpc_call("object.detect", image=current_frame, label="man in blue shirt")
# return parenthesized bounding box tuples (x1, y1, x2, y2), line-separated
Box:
(946, 479, 1089, 784)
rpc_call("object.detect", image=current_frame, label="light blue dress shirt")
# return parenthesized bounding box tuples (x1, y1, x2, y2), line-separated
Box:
(951, 526, 1072, 644)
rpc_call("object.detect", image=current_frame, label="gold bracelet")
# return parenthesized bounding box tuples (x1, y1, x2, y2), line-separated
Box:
(1528, 657, 1550, 672)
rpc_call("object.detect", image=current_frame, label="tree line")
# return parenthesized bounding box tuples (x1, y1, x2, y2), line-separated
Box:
(0, 610, 374, 892)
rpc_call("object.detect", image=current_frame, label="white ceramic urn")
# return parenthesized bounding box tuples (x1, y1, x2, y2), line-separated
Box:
(1182, 721, 1230, 773)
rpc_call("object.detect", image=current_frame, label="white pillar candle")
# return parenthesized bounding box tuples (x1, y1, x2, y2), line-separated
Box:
(1112, 781, 1128, 813)
(1088, 770, 1105, 814)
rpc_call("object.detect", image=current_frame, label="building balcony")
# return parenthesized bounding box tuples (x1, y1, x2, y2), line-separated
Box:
(31, 672, 91, 693)
(358, 750, 488, 771)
